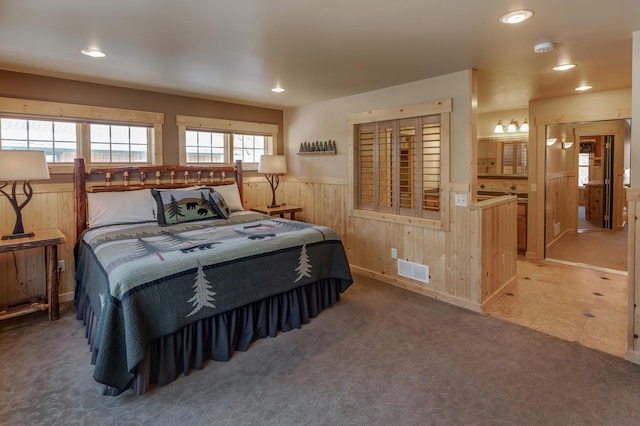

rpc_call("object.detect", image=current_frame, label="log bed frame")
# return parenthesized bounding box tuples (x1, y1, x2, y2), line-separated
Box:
(73, 158, 243, 239)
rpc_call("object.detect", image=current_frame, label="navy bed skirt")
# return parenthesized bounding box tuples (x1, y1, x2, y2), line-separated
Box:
(76, 278, 345, 396)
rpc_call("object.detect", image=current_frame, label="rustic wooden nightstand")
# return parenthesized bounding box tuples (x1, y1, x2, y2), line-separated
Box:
(0, 229, 66, 321)
(250, 205, 303, 220)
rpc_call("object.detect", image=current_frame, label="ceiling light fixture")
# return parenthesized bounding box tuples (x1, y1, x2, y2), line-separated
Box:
(552, 64, 576, 71)
(271, 87, 285, 93)
(499, 10, 534, 24)
(575, 85, 593, 91)
(81, 48, 106, 58)
(534, 41, 555, 54)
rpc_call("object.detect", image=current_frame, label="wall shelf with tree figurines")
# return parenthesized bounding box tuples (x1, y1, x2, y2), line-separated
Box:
(297, 140, 337, 155)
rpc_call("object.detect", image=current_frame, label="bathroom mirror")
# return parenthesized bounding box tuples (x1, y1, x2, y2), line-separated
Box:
(477, 137, 528, 177)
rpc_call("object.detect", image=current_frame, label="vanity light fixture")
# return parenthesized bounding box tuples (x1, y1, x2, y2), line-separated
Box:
(499, 9, 534, 24)
(546, 138, 557, 147)
(562, 142, 574, 149)
(81, 48, 106, 58)
(575, 85, 593, 91)
(553, 64, 576, 71)
(493, 118, 529, 134)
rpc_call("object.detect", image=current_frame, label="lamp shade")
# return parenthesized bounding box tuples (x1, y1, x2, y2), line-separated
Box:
(0, 150, 50, 180)
(506, 119, 518, 133)
(258, 155, 287, 174)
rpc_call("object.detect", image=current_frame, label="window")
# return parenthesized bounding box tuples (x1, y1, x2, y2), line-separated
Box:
(0, 97, 164, 170)
(233, 134, 266, 163)
(349, 99, 451, 224)
(1, 118, 77, 163)
(578, 153, 590, 186)
(90, 124, 150, 163)
(177, 115, 277, 169)
(185, 130, 225, 163)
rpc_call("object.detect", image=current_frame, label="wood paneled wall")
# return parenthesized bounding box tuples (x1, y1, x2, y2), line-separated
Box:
(545, 172, 577, 248)
(626, 189, 640, 363)
(280, 179, 515, 312)
(0, 184, 75, 305)
(472, 197, 518, 307)
(1, 177, 517, 316)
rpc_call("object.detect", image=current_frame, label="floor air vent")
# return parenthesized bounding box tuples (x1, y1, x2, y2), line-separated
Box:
(398, 259, 429, 284)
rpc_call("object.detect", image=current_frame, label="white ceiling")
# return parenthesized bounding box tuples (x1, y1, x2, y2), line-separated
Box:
(1, 0, 639, 112)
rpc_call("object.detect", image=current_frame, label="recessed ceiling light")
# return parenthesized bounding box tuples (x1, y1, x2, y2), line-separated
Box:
(575, 85, 593, 91)
(81, 48, 106, 58)
(553, 64, 577, 71)
(499, 9, 534, 24)
(271, 87, 285, 93)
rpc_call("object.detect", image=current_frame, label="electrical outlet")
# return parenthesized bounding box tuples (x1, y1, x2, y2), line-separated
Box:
(391, 248, 397, 259)
(454, 193, 468, 207)
(57, 260, 65, 272)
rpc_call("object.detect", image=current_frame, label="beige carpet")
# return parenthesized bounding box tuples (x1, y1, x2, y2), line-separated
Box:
(3, 274, 640, 424)
(546, 226, 628, 271)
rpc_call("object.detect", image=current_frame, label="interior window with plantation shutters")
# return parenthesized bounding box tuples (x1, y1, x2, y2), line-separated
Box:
(355, 113, 443, 219)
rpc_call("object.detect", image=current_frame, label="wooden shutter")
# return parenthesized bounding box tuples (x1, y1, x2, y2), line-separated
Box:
(399, 120, 416, 212)
(422, 116, 441, 213)
(377, 122, 394, 209)
(357, 124, 374, 209)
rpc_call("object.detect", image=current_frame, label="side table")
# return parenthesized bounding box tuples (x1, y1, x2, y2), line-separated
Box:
(0, 229, 66, 321)
(251, 204, 303, 220)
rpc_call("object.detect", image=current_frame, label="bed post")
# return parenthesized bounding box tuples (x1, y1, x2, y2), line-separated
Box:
(235, 159, 244, 207)
(74, 158, 87, 240)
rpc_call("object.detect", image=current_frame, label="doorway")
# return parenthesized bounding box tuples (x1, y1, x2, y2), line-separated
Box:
(544, 120, 629, 272)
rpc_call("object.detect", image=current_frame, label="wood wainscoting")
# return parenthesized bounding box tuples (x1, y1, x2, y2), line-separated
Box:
(277, 179, 517, 313)
(0, 184, 75, 306)
(0, 177, 517, 318)
(626, 188, 640, 364)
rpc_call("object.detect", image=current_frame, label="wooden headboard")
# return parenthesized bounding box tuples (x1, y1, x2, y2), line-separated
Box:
(73, 158, 243, 239)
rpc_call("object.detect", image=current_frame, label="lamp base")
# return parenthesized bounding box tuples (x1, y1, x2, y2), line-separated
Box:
(267, 204, 280, 208)
(1, 231, 35, 241)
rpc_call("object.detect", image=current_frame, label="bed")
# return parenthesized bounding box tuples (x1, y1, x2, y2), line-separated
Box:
(73, 158, 353, 395)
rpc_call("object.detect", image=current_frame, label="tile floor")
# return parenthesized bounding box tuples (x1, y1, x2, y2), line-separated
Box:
(485, 259, 628, 358)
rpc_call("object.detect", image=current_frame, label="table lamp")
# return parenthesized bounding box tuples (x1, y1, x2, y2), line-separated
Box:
(258, 155, 287, 208)
(0, 150, 51, 240)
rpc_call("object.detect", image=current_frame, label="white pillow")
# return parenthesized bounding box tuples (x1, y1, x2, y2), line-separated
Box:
(214, 184, 244, 212)
(87, 189, 157, 228)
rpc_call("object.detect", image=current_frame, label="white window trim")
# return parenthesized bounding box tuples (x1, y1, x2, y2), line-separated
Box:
(177, 115, 278, 170)
(347, 98, 451, 230)
(0, 97, 164, 172)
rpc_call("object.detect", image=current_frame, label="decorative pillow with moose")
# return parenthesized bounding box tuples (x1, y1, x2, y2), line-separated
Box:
(151, 189, 218, 226)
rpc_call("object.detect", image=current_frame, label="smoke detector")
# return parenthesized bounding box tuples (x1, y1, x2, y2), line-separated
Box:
(534, 41, 555, 53)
